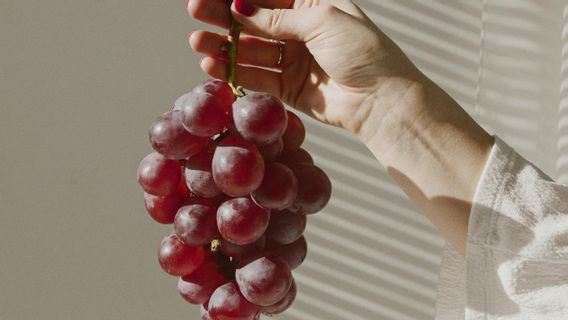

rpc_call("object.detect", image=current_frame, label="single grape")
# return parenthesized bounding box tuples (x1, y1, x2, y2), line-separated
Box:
(217, 198, 270, 245)
(179, 92, 228, 137)
(265, 210, 306, 245)
(257, 138, 283, 163)
(200, 304, 212, 320)
(281, 110, 306, 154)
(251, 163, 298, 210)
(212, 136, 265, 197)
(158, 233, 205, 276)
(143, 192, 182, 224)
(174, 201, 219, 246)
(278, 148, 314, 167)
(262, 279, 297, 316)
(208, 281, 260, 320)
(142, 176, 190, 223)
(230, 93, 288, 146)
(289, 164, 332, 214)
(235, 254, 293, 306)
(173, 91, 192, 111)
(265, 236, 307, 270)
(138, 152, 181, 196)
(219, 235, 266, 261)
(178, 257, 227, 305)
(149, 111, 209, 159)
(193, 79, 235, 113)
(185, 149, 222, 198)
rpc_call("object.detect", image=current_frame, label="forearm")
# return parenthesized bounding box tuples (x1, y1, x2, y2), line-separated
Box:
(356, 76, 494, 255)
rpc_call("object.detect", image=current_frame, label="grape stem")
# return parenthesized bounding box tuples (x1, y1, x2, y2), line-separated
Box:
(211, 239, 221, 253)
(227, 0, 245, 98)
(213, 130, 231, 145)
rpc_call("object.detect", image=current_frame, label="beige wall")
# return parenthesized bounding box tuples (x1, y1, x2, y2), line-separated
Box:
(2, 1, 564, 319)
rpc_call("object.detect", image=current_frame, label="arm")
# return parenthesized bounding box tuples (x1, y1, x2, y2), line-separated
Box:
(358, 76, 494, 254)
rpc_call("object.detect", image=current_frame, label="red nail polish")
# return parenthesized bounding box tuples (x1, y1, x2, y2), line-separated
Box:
(235, 0, 255, 17)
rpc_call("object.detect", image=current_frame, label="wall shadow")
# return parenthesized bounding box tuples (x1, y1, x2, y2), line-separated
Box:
(558, 4, 568, 184)
(283, 1, 565, 320)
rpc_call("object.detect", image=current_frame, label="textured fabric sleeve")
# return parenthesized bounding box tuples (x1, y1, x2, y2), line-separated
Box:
(435, 136, 568, 320)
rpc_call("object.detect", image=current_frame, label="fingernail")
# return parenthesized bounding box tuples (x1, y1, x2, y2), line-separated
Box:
(186, 0, 190, 8)
(234, 0, 255, 17)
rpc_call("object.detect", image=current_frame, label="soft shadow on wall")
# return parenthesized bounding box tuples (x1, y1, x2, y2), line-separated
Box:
(559, 3, 568, 184)
(473, 0, 560, 179)
(285, 0, 565, 319)
(280, 1, 484, 319)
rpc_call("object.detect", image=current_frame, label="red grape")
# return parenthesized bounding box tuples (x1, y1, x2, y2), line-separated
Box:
(281, 110, 305, 154)
(174, 201, 219, 246)
(265, 210, 306, 245)
(178, 257, 227, 305)
(173, 92, 191, 111)
(208, 281, 260, 320)
(217, 198, 270, 245)
(212, 136, 265, 197)
(257, 138, 283, 163)
(158, 233, 205, 276)
(144, 173, 190, 224)
(219, 235, 266, 261)
(185, 149, 222, 198)
(262, 279, 297, 315)
(251, 163, 298, 210)
(149, 111, 208, 159)
(230, 93, 288, 146)
(179, 92, 228, 137)
(143, 192, 182, 224)
(193, 79, 235, 113)
(289, 164, 332, 214)
(278, 148, 314, 167)
(200, 304, 212, 320)
(235, 254, 293, 306)
(265, 236, 307, 270)
(138, 152, 181, 196)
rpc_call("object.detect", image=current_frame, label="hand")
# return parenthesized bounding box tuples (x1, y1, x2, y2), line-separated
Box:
(186, 0, 424, 135)
(188, 1, 495, 255)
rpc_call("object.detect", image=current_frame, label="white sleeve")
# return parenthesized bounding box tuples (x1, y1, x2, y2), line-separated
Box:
(435, 136, 568, 320)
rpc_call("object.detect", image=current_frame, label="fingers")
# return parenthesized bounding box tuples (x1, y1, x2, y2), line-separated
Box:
(325, 0, 367, 19)
(189, 30, 284, 69)
(187, 0, 231, 29)
(187, 0, 294, 30)
(254, 0, 295, 9)
(231, 3, 340, 42)
(200, 57, 283, 98)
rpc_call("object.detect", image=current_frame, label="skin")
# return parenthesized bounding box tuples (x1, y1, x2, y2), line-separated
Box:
(186, 0, 494, 255)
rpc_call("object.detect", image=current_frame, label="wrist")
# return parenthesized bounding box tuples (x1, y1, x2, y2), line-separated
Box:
(358, 74, 494, 196)
(352, 75, 430, 148)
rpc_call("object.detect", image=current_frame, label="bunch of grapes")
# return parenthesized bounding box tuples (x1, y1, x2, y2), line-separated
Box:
(137, 77, 332, 319)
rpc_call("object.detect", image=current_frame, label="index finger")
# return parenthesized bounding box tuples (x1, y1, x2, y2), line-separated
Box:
(187, 0, 294, 30)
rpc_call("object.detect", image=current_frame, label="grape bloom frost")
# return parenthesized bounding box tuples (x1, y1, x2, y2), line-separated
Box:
(136, 2, 332, 319)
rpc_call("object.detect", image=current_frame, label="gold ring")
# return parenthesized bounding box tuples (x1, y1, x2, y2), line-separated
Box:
(276, 40, 285, 67)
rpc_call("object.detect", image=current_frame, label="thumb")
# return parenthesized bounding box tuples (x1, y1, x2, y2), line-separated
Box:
(231, 1, 339, 42)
